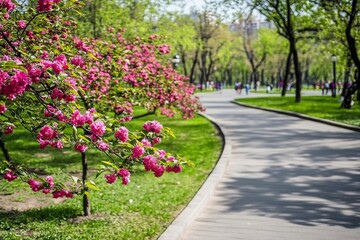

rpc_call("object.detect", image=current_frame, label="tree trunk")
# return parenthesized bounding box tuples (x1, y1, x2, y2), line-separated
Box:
(345, 0, 360, 101)
(292, 40, 302, 102)
(82, 151, 90, 216)
(282, 52, 292, 96)
(0, 136, 12, 163)
(189, 47, 199, 84)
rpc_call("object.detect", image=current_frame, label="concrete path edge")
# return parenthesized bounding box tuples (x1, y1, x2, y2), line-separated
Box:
(158, 113, 232, 240)
(231, 100, 360, 132)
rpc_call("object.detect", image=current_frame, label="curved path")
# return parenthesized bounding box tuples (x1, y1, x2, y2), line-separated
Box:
(160, 89, 360, 240)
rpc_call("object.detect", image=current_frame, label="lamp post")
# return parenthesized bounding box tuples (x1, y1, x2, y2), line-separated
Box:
(171, 55, 180, 69)
(331, 55, 337, 97)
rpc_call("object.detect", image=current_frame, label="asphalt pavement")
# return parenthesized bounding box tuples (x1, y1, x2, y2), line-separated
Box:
(159, 89, 360, 240)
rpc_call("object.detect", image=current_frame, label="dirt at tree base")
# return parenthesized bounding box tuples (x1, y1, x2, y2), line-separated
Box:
(0, 191, 65, 212)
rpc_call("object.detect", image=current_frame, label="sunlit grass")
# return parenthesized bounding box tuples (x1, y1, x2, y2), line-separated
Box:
(236, 96, 360, 126)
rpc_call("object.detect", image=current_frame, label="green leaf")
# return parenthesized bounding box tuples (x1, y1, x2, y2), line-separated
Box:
(0, 61, 27, 73)
(95, 169, 105, 179)
(101, 161, 118, 170)
(85, 180, 100, 191)
(71, 176, 79, 184)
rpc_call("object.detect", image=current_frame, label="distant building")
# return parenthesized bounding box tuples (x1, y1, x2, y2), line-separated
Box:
(229, 18, 274, 35)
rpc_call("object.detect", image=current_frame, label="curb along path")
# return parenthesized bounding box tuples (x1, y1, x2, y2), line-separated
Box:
(159, 90, 360, 240)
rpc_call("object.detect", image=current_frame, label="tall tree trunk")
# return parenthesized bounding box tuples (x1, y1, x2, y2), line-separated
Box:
(345, 0, 360, 101)
(292, 40, 302, 102)
(189, 47, 199, 84)
(282, 52, 292, 97)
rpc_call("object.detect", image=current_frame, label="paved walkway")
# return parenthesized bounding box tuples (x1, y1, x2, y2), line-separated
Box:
(160, 90, 360, 240)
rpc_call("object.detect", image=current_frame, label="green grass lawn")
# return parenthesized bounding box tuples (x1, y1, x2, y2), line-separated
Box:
(0, 113, 222, 239)
(236, 96, 360, 126)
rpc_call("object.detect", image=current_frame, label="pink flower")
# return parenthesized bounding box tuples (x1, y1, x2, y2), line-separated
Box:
(71, 56, 84, 67)
(153, 165, 165, 177)
(44, 105, 56, 117)
(28, 179, 43, 192)
(3, 71, 30, 100)
(52, 190, 73, 198)
(3, 125, 13, 134)
(105, 174, 117, 184)
(75, 143, 88, 153)
(1, 0, 16, 12)
(114, 126, 128, 142)
(17, 20, 26, 29)
(52, 190, 64, 198)
(158, 44, 170, 54)
(70, 110, 85, 127)
(143, 120, 162, 133)
(52, 189, 72, 198)
(36, 0, 53, 12)
(152, 137, 161, 145)
(50, 88, 64, 100)
(117, 168, 130, 185)
(97, 141, 109, 151)
(157, 149, 166, 159)
(64, 94, 76, 103)
(141, 138, 152, 147)
(132, 145, 144, 159)
(51, 141, 63, 149)
(166, 165, 182, 173)
(38, 125, 58, 140)
(90, 120, 106, 137)
(39, 139, 51, 149)
(3, 170, 17, 181)
(83, 111, 93, 124)
(120, 116, 132, 122)
(42, 189, 51, 194)
(45, 176, 54, 187)
(143, 155, 157, 171)
(41, 51, 49, 59)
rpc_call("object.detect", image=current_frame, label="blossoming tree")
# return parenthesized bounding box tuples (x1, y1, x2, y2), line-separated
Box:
(0, 0, 202, 216)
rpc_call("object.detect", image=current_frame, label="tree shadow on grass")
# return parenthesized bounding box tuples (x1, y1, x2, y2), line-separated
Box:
(0, 205, 81, 225)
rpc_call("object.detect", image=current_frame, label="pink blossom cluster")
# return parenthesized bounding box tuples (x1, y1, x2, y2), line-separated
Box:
(71, 56, 85, 67)
(36, 0, 61, 12)
(3, 170, 17, 181)
(3, 125, 14, 134)
(0, 0, 16, 12)
(114, 102, 133, 115)
(0, 70, 31, 100)
(114, 126, 129, 142)
(142, 153, 182, 177)
(157, 44, 171, 55)
(37, 125, 63, 149)
(74, 143, 88, 153)
(27, 177, 73, 198)
(90, 120, 106, 137)
(17, 20, 26, 29)
(142, 155, 164, 177)
(143, 120, 163, 133)
(44, 105, 68, 122)
(132, 145, 145, 159)
(70, 109, 94, 127)
(52, 54, 68, 75)
(104, 168, 130, 185)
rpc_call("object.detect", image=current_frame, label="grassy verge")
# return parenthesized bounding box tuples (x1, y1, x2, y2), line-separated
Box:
(236, 96, 360, 126)
(0, 113, 222, 239)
